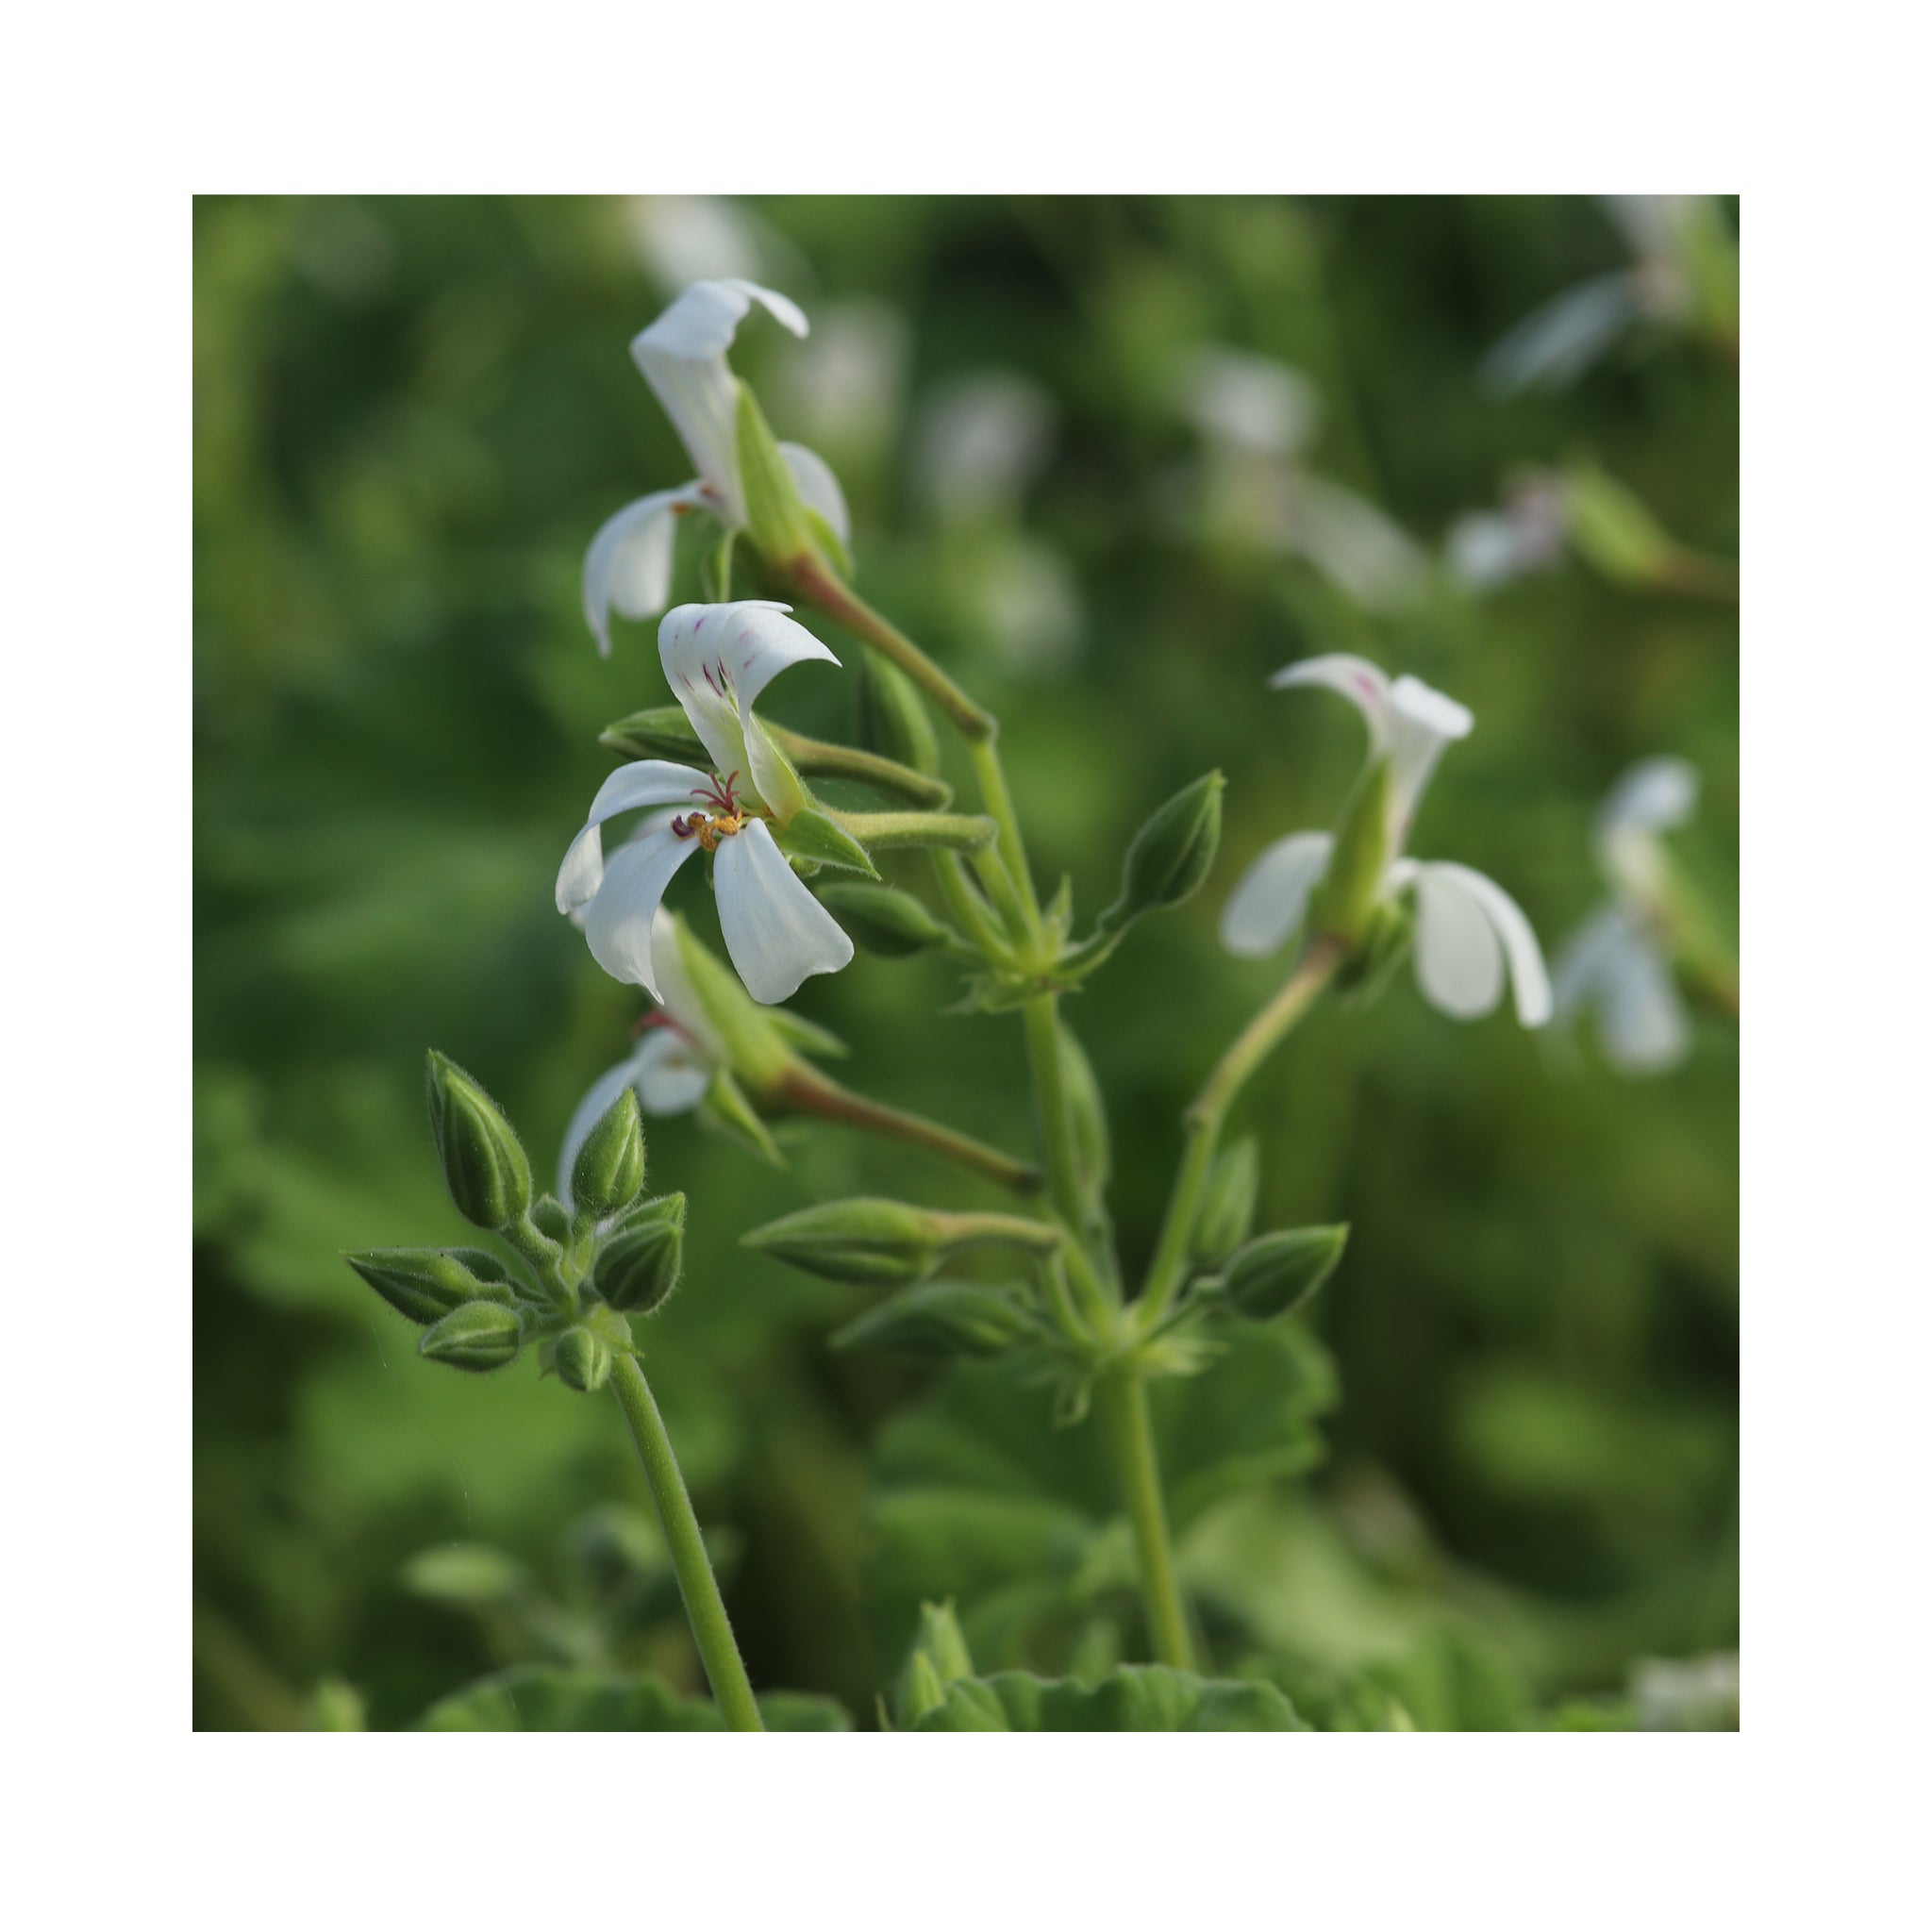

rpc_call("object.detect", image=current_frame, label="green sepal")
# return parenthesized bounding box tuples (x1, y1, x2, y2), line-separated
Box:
(1191, 1138, 1259, 1266)
(570, 1086, 646, 1221)
(1097, 771, 1225, 936)
(698, 1068, 785, 1165)
(425, 1050, 534, 1232)
(700, 526, 738, 604)
(909, 1666, 1308, 1732)
(1216, 1224, 1349, 1322)
(418, 1300, 525, 1373)
(528, 1194, 572, 1246)
(598, 706, 710, 765)
(764, 1008, 847, 1059)
(735, 383, 813, 564)
(815, 882, 955, 958)
(554, 1324, 615, 1394)
(832, 1279, 1044, 1360)
(804, 506, 852, 578)
(343, 1246, 519, 1326)
(743, 1196, 943, 1288)
(853, 651, 941, 778)
(773, 806, 880, 878)
(1337, 893, 1414, 1006)
(1309, 757, 1394, 946)
(894, 1600, 974, 1728)
(591, 1193, 687, 1314)
(1057, 1023, 1110, 1212)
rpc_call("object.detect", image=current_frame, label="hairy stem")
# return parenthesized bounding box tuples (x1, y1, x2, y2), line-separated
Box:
(608, 1356, 763, 1732)
(830, 808, 997, 855)
(780, 1065, 1042, 1193)
(1137, 937, 1344, 1332)
(1094, 1371, 1194, 1671)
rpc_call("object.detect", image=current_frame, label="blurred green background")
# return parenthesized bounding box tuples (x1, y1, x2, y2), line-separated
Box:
(193, 195, 1738, 1730)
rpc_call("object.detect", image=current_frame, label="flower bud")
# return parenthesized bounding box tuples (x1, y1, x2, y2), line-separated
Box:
(571, 1086, 646, 1221)
(853, 651, 941, 778)
(772, 806, 879, 878)
(418, 1300, 525, 1372)
(1100, 771, 1224, 933)
(832, 1280, 1041, 1360)
(894, 1599, 975, 1728)
(1221, 1224, 1349, 1323)
(528, 1195, 573, 1246)
(742, 1197, 945, 1288)
(1058, 1025, 1111, 1209)
(815, 883, 953, 958)
(1192, 1138, 1259, 1266)
(592, 1193, 688, 1313)
(1311, 758, 1395, 945)
(343, 1246, 519, 1326)
(598, 705, 710, 765)
(425, 1050, 533, 1231)
(554, 1325, 615, 1394)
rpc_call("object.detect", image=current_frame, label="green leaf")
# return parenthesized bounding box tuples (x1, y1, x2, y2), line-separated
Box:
(911, 1665, 1307, 1732)
(773, 806, 881, 878)
(417, 1665, 850, 1731)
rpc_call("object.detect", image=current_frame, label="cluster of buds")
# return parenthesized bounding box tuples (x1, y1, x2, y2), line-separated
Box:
(344, 1052, 687, 1394)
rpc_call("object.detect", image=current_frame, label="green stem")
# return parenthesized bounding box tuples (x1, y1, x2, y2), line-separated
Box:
(608, 1355, 763, 1732)
(786, 553, 992, 741)
(929, 851, 1019, 967)
(831, 809, 997, 856)
(1020, 994, 1115, 1324)
(779, 1066, 1041, 1194)
(1094, 1371, 1194, 1670)
(967, 735, 1041, 929)
(1137, 937, 1343, 1332)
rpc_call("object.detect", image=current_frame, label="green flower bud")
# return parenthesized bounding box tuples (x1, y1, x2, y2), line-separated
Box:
(853, 651, 941, 778)
(554, 1325, 615, 1394)
(1192, 1138, 1259, 1266)
(1221, 1224, 1349, 1323)
(598, 705, 710, 765)
(425, 1050, 533, 1231)
(832, 1280, 1041, 1360)
(592, 1193, 687, 1313)
(735, 383, 814, 564)
(343, 1246, 519, 1326)
(1057, 1024, 1111, 1209)
(772, 807, 879, 878)
(815, 883, 954, 958)
(894, 1599, 976, 1728)
(571, 1086, 646, 1220)
(897, 1652, 947, 1729)
(743, 1197, 945, 1288)
(419, 1300, 525, 1372)
(1311, 758, 1395, 946)
(1339, 894, 1414, 1004)
(1100, 771, 1225, 933)
(528, 1195, 573, 1246)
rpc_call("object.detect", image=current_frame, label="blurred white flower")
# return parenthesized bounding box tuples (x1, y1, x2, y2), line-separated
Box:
(1631, 1652, 1738, 1730)
(558, 910, 722, 1199)
(1174, 345, 1426, 610)
(1445, 472, 1570, 591)
(1553, 757, 1699, 1073)
(1222, 655, 1552, 1027)
(626, 195, 774, 292)
(557, 602, 853, 1005)
(1482, 196, 1733, 395)
(916, 371, 1058, 520)
(583, 280, 850, 654)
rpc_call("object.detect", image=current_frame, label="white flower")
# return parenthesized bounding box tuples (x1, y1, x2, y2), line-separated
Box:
(556, 601, 854, 1005)
(1445, 473, 1570, 591)
(558, 910, 722, 1200)
(582, 279, 852, 655)
(1220, 654, 1553, 1027)
(1552, 757, 1698, 1073)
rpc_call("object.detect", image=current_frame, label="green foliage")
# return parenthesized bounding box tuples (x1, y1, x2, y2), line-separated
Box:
(816, 882, 955, 958)
(910, 1665, 1308, 1732)
(833, 1281, 1045, 1362)
(417, 1665, 850, 1731)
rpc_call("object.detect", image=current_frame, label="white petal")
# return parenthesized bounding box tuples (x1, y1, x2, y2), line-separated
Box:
(558, 1055, 649, 1204)
(713, 818, 854, 1004)
(634, 1028, 714, 1114)
(1267, 654, 1393, 746)
(778, 441, 851, 544)
(658, 600, 838, 801)
(1291, 479, 1428, 610)
(1600, 932, 1690, 1073)
(634, 278, 808, 361)
(556, 761, 712, 912)
(1552, 903, 1633, 1020)
(1385, 674, 1474, 828)
(1598, 757, 1698, 841)
(582, 826, 703, 996)
(648, 907, 725, 1058)
(1220, 831, 1334, 958)
(581, 484, 703, 654)
(1419, 860, 1553, 1027)
(1479, 273, 1642, 395)
(1413, 866, 1506, 1019)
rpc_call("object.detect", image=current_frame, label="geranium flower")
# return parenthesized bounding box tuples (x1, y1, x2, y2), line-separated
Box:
(1221, 654, 1552, 1026)
(1552, 757, 1698, 1072)
(582, 279, 851, 655)
(556, 602, 853, 1005)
